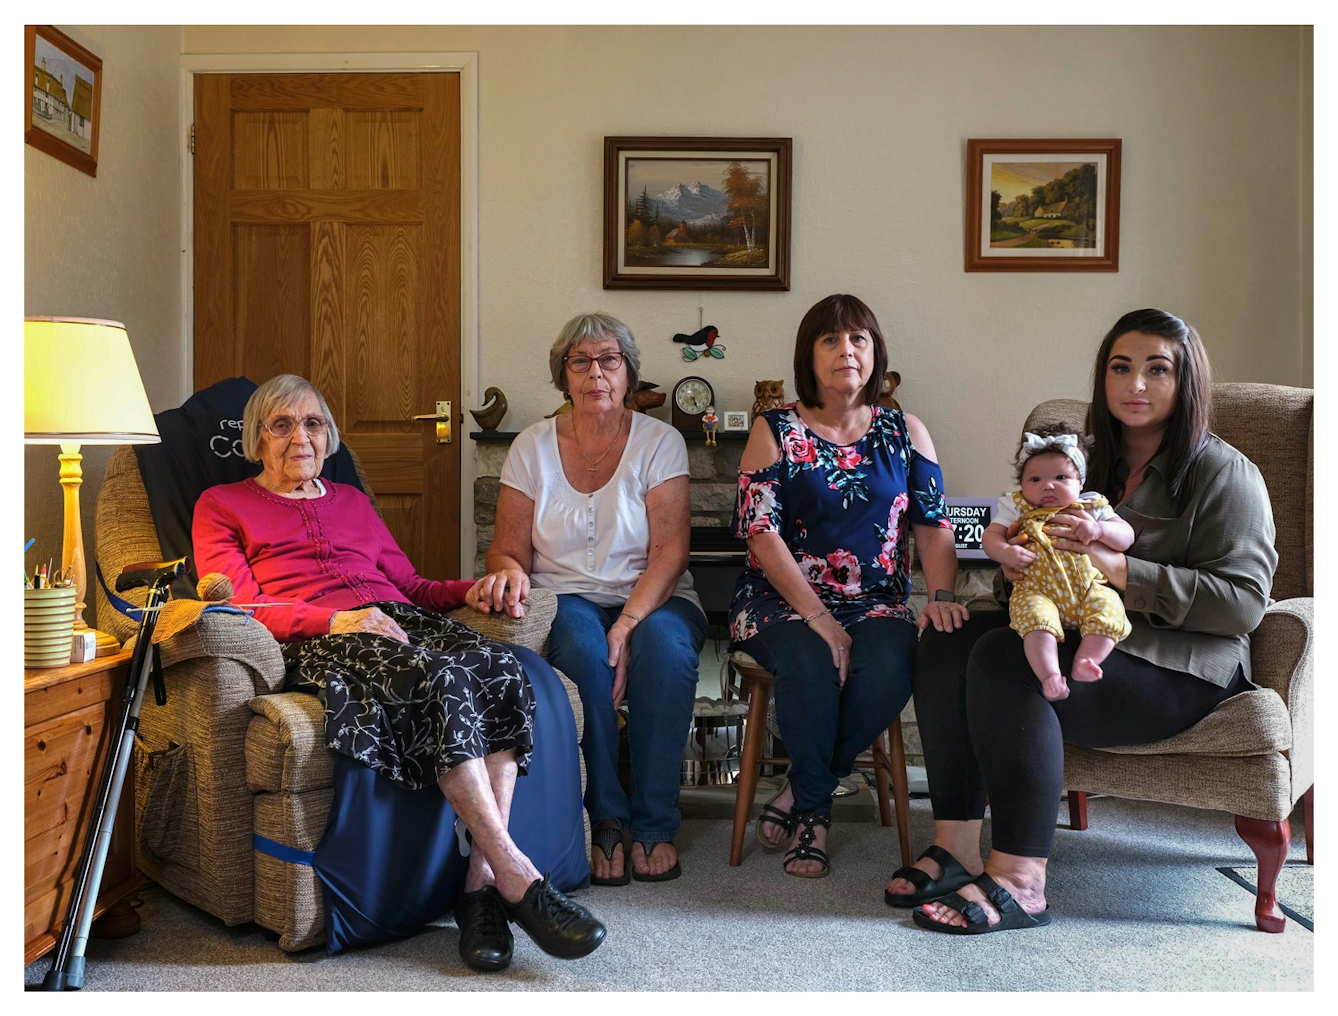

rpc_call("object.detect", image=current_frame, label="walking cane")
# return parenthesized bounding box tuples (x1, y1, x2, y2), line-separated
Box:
(43, 557, 187, 991)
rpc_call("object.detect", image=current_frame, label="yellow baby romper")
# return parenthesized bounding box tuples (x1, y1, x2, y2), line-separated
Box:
(1005, 491, 1132, 643)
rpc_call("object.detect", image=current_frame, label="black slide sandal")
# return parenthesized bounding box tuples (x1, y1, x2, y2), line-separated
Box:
(631, 840, 682, 882)
(911, 873, 1052, 935)
(884, 843, 974, 908)
(588, 822, 631, 886)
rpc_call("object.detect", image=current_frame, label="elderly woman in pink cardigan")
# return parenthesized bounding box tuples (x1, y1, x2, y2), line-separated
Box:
(192, 374, 604, 973)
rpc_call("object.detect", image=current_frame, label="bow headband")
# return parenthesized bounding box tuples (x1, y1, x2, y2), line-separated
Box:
(1021, 431, 1089, 484)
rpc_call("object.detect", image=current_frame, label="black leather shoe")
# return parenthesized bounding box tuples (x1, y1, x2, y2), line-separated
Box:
(499, 873, 606, 959)
(453, 885, 513, 971)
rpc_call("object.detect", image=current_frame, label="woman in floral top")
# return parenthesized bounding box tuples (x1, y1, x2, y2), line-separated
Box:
(730, 294, 968, 878)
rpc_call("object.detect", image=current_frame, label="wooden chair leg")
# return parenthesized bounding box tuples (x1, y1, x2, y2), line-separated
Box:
(1068, 791, 1089, 830)
(888, 718, 912, 868)
(730, 677, 771, 866)
(1234, 814, 1290, 933)
(1303, 785, 1314, 864)
(872, 733, 893, 827)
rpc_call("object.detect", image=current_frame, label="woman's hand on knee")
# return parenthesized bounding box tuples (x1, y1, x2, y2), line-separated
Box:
(466, 568, 530, 617)
(606, 618, 635, 706)
(808, 613, 851, 684)
(918, 600, 970, 634)
(329, 606, 410, 642)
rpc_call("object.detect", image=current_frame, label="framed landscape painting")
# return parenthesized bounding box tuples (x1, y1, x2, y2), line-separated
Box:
(26, 25, 102, 177)
(603, 136, 792, 290)
(965, 139, 1121, 272)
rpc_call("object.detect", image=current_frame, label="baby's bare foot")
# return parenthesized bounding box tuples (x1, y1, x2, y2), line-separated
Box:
(1072, 657, 1103, 682)
(1041, 675, 1069, 701)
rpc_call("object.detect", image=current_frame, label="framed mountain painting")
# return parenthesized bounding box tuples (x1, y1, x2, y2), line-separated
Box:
(603, 136, 792, 290)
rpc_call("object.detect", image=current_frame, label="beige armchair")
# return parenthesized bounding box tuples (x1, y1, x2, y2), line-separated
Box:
(1021, 383, 1312, 933)
(94, 446, 585, 951)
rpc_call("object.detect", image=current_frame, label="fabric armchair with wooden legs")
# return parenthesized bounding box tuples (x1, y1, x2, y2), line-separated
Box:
(724, 652, 914, 869)
(93, 445, 587, 951)
(1021, 383, 1313, 933)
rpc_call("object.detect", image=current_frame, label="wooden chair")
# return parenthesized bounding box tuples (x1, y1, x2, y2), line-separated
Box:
(725, 651, 913, 868)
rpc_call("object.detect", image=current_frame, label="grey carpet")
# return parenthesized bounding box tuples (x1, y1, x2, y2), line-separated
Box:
(1219, 864, 1314, 928)
(25, 797, 1312, 991)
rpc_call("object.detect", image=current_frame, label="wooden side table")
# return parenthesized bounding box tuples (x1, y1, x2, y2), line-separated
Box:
(25, 648, 145, 965)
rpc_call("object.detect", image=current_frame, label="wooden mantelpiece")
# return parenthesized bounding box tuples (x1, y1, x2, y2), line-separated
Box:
(25, 649, 144, 966)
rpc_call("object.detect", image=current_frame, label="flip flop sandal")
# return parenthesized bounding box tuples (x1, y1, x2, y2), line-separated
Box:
(782, 812, 831, 879)
(910, 872, 1052, 935)
(631, 840, 682, 882)
(755, 778, 796, 851)
(589, 822, 631, 886)
(883, 844, 974, 908)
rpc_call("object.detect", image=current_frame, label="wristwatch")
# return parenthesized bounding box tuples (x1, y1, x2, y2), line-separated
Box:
(932, 590, 957, 603)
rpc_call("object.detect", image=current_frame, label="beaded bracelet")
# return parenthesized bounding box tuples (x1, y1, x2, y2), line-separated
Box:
(802, 608, 831, 624)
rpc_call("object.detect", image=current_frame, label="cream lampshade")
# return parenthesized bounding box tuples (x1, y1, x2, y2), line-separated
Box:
(25, 317, 160, 656)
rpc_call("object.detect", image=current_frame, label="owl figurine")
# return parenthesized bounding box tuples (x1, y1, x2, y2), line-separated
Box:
(751, 379, 786, 421)
(877, 371, 902, 411)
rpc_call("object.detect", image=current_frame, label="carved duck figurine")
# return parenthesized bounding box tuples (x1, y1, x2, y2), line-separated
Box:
(470, 387, 509, 431)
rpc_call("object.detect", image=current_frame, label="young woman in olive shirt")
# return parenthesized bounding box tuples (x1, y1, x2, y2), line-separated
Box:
(887, 309, 1277, 934)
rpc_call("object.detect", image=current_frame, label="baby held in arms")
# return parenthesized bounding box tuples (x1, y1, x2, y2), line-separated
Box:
(983, 430, 1135, 701)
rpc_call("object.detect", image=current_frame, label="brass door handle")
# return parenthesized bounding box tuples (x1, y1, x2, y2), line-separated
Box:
(412, 401, 452, 444)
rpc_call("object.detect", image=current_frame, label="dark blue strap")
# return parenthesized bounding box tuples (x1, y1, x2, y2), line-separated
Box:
(96, 562, 140, 618)
(254, 834, 315, 866)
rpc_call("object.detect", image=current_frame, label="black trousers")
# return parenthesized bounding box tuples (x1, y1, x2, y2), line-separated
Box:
(914, 610, 1250, 857)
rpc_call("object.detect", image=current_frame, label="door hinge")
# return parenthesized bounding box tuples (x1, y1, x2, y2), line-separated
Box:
(189, 122, 195, 155)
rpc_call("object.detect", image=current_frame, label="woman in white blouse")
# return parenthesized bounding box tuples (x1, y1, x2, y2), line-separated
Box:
(470, 313, 706, 886)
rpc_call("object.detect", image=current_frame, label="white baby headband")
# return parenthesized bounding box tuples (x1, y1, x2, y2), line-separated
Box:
(1021, 431, 1089, 484)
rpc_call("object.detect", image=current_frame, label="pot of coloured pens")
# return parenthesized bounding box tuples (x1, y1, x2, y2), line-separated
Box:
(24, 586, 78, 668)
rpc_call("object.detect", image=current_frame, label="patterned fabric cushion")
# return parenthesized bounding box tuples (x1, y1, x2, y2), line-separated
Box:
(1096, 689, 1291, 756)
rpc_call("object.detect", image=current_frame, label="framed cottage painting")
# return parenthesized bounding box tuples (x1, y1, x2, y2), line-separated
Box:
(26, 25, 102, 177)
(603, 136, 792, 290)
(965, 139, 1121, 272)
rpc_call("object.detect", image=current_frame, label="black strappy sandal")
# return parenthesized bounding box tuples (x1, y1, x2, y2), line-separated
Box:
(883, 844, 974, 908)
(755, 778, 796, 851)
(911, 872, 1052, 935)
(782, 811, 831, 879)
(588, 821, 631, 886)
(631, 840, 682, 882)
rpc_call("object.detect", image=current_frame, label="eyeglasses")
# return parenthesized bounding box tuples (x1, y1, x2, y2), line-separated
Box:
(564, 352, 625, 373)
(263, 416, 329, 440)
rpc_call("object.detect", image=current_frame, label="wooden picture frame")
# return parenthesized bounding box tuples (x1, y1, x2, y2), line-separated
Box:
(965, 138, 1121, 272)
(603, 136, 791, 290)
(26, 25, 102, 178)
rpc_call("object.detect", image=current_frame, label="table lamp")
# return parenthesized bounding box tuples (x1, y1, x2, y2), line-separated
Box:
(25, 317, 160, 657)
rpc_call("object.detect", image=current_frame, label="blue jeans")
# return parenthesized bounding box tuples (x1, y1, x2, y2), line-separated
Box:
(734, 617, 917, 816)
(547, 594, 707, 845)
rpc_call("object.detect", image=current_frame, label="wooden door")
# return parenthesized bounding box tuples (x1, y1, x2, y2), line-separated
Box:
(193, 72, 461, 578)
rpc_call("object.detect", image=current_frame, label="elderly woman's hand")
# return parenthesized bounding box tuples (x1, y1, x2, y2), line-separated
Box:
(606, 616, 636, 706)
(329, 606, 410, 642)
(466, 568, 530, 618)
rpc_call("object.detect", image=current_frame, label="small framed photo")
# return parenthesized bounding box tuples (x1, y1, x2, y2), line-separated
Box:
(604, 136, 792, 290)
(965, 139, 1121, 272)
(723, 411, 749, 432)
(26, 25, 102, 178)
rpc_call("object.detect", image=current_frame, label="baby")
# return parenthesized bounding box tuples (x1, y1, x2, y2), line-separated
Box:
(983, 429, 1134, 701)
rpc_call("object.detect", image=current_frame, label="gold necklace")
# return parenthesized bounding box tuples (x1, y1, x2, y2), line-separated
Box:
(572, 412, 627, 472)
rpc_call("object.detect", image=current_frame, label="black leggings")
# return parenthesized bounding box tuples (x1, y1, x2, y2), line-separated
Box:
(914, 610, 1250, 857)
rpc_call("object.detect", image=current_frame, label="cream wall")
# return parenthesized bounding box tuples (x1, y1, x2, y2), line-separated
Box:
(25, 25, 183, 625)
(184, 24, 1312, 501)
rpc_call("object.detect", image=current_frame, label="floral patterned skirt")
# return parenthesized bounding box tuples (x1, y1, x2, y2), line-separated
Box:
(281, 601, 535, 791)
